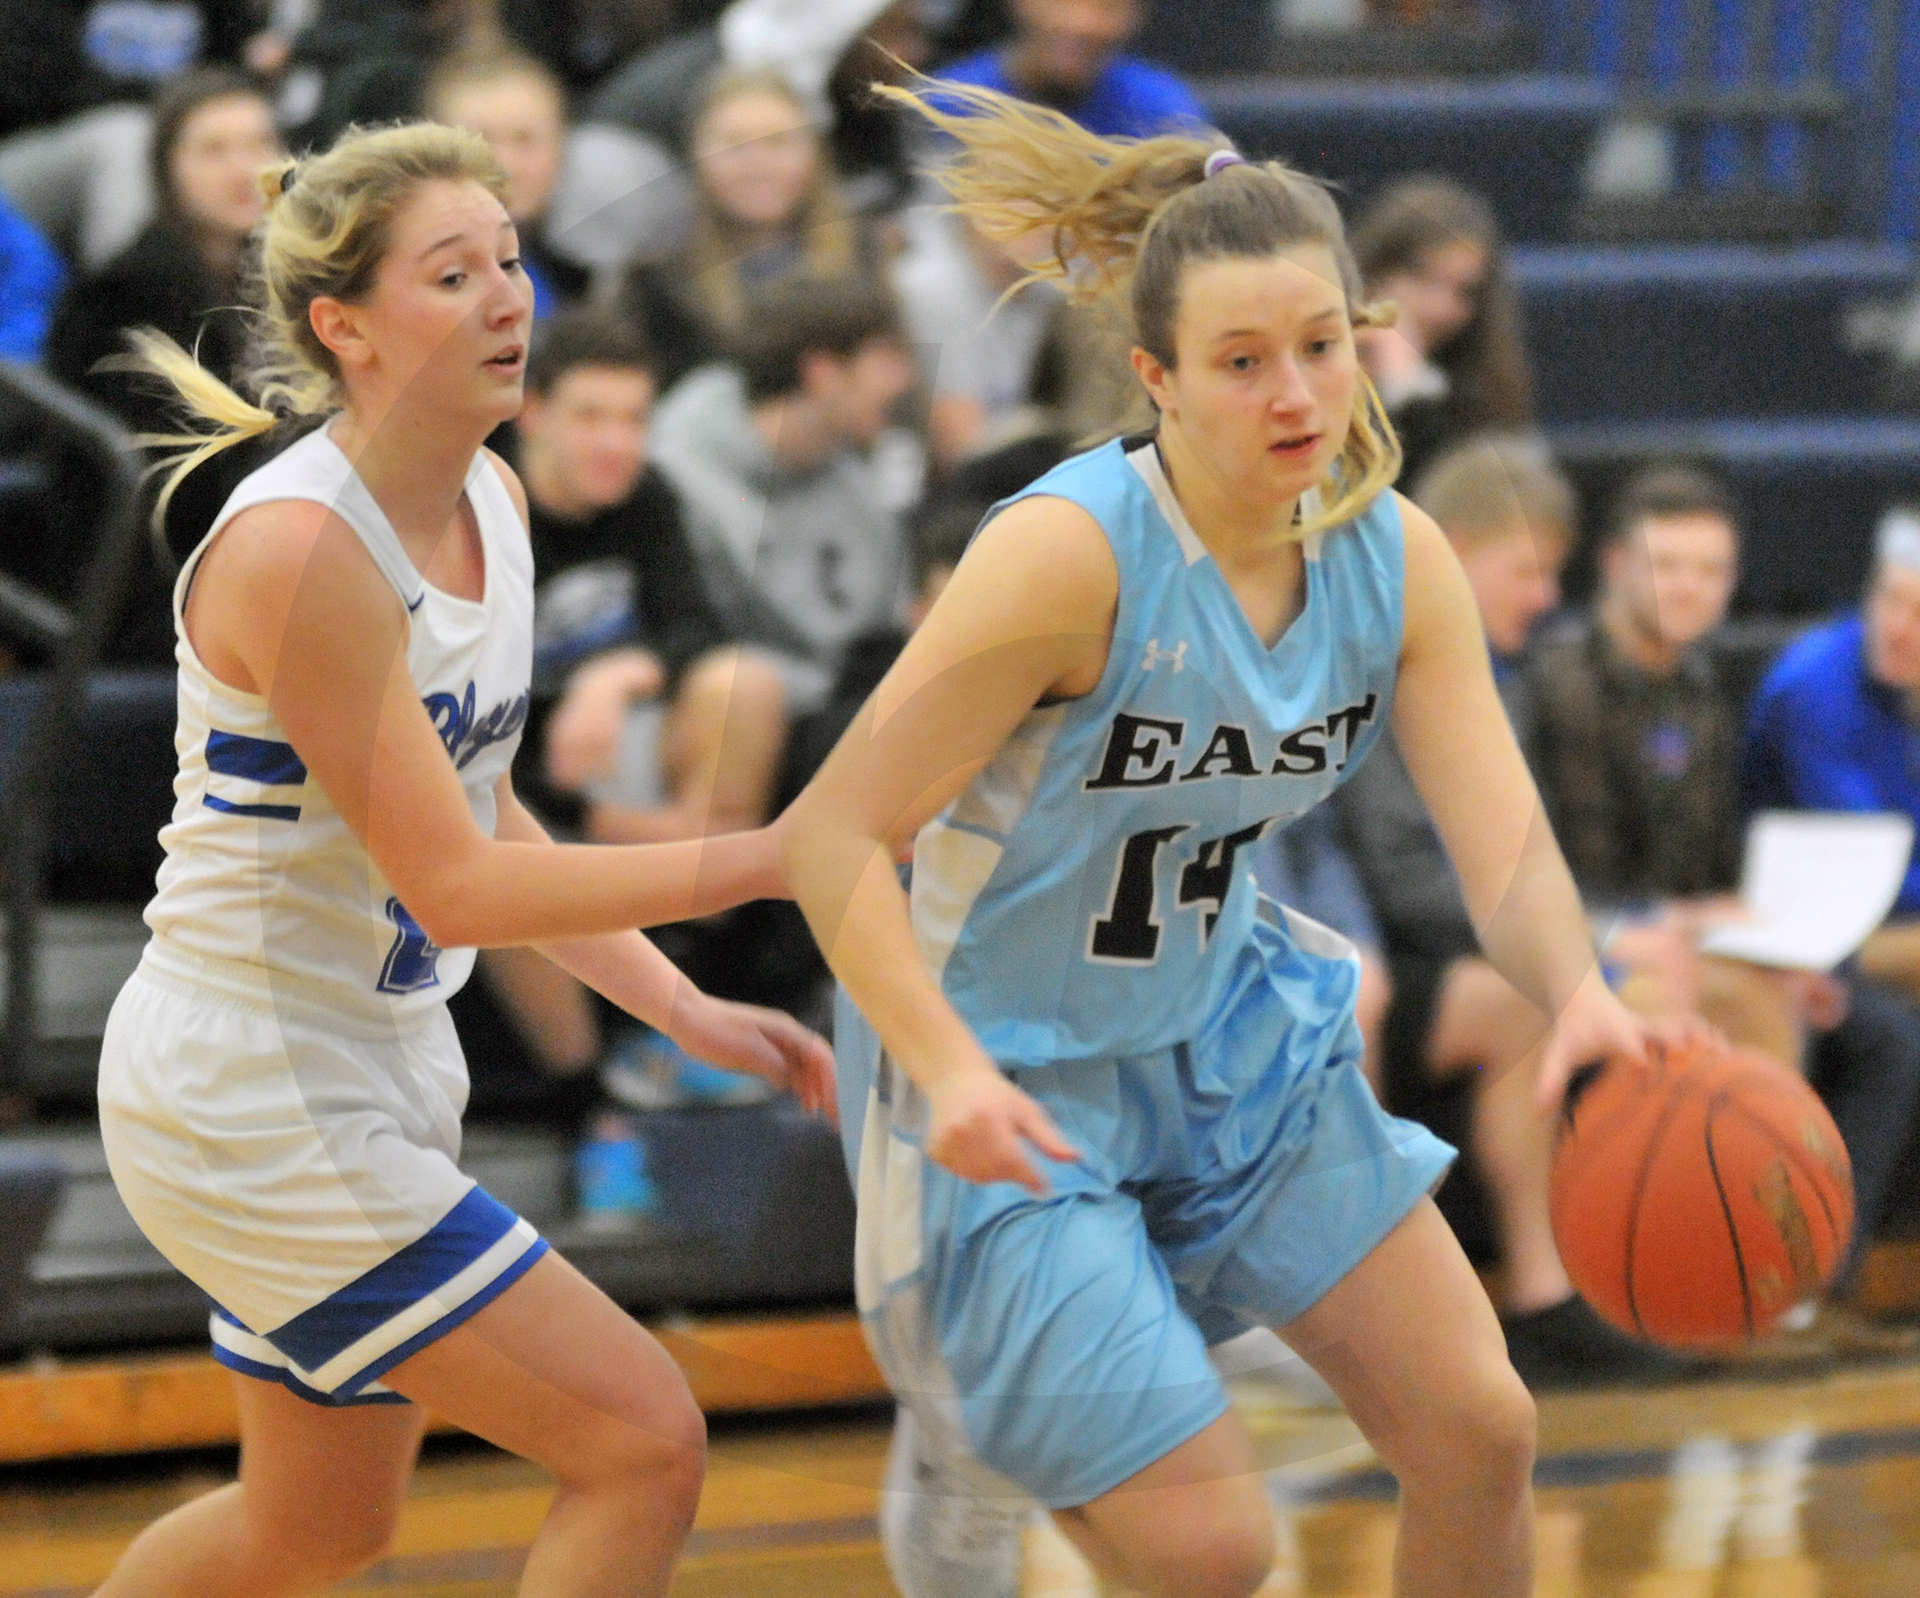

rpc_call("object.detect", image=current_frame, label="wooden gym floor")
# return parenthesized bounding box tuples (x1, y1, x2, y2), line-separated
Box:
(8, 1353, 1920, 1595)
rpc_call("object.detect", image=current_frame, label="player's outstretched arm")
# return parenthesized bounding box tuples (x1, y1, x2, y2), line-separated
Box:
(489, 777, 834, 1116)
(783, 496, 1116, 1192)
(187, 499, 787, 950)
(1390, 497, 1647, 1106)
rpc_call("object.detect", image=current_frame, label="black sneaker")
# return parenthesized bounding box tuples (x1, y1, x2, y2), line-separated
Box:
(1501, 1296, 1711, 1392)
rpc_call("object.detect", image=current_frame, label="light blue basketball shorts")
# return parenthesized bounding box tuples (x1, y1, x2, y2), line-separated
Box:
(835, 906, 1457, 1510)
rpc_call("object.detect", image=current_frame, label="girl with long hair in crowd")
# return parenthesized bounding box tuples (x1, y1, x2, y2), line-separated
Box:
(619, 65, 877, 390)
(1349, 174, 1536, 490)
(48, 68, 284, 648)
(783, 82, 1652, 1598)
(90, 122, 831, 1598)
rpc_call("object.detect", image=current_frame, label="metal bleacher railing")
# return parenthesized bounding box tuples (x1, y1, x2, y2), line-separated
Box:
(0, 363, 143, 1105)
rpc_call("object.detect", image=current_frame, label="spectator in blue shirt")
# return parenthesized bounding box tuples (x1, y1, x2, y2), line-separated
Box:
(938, 0, 1206, 138)
(1745, 508, 1920, 919)
(0, 187, 63, 362)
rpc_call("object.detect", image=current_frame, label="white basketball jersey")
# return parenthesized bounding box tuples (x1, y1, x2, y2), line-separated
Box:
(143, 425, 534, 1028)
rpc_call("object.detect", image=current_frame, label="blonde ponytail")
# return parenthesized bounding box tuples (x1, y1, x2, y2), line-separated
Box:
(104, 327, 280, 533)
(881, 76, 1402, 538)
(105, 126, 509, 534)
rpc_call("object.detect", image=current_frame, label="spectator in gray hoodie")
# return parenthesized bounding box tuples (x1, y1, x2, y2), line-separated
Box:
(648, 274, 916, 724)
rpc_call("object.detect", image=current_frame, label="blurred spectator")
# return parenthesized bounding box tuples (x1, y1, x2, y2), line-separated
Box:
(822, 2, 931, 218)
(472, 308, 789, 1107)
(426, 47, 591, 317)
(510, 308, 788, 845)
(278, 0, 499, 150)
(495, 0, 679, 96)
(1527, 464, 1745, 904)
(0, 105, 157, 271)
(892, 210, 1058, 471)
(935, 0, 1205, 136)
(0, 190, 65, 363)
(1753, 509, 1920, 984)
(649, 273, 914, 727)
(47, 69, 276, 413)
(45, 69, 280, 661)
(1352, 176, 1535, 492)
(1333, 433, 1693, 1386)
(0, 0, 253, 140)
(619, 67, 879, 389)
(587, 0, 909, 156)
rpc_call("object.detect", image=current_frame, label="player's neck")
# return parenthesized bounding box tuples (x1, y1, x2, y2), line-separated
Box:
(328, 407, 492, 551)
(1154, 426, 1302, 560)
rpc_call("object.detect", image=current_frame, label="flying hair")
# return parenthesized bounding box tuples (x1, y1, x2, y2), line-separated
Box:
(874, 76, 1401, 536)
(105, 120, 510, 532)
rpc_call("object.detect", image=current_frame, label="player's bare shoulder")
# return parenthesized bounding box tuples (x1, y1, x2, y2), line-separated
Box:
(481, 446, 532, 534)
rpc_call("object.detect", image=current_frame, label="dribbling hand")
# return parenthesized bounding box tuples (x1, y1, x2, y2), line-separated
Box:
(1534, 970, 1715, 1114)
(669, 996, 837, 1121)
(926, 1065, 1080, 1195)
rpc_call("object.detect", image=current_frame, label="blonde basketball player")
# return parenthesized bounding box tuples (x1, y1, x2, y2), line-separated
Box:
(90, 123, 831, 1598)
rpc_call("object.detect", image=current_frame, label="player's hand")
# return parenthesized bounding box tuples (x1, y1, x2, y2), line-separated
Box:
(926, 1064, 1079, 1195)
(668, 995, 837, 1121)
(1534, 969, 1658, 1114)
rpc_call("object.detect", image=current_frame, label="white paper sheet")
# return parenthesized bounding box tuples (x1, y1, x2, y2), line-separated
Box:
(1698, 811, 1915, 972)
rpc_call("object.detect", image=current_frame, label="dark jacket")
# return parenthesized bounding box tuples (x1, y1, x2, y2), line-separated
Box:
(1525, 613, 1745, 905)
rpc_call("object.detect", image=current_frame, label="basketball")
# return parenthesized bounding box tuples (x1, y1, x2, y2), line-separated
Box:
(1549, 1037, 1855, 1349)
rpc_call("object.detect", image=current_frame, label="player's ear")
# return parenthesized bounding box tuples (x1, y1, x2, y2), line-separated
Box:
(1131, 345, 1172, 409)
(309, 296, 371, 372)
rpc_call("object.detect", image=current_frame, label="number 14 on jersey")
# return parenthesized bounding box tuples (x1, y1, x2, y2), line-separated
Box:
(1088, 817, 1278, 964)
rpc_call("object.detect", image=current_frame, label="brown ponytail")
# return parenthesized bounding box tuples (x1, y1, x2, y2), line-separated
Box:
(877, 77, 1401, 536)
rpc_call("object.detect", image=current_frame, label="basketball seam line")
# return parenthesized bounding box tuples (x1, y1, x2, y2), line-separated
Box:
(1621, 1054, 1693, 1342)
(1703, 1092, 1757, 1341)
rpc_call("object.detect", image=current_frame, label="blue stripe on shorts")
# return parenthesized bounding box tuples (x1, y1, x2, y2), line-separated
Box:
(210, 1185, 548, 1404)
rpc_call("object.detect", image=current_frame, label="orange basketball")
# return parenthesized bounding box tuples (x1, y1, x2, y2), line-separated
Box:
(1548, 1036, 1854, 1349)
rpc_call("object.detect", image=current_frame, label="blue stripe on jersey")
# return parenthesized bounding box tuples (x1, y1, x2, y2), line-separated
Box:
(264, 1186, 531, 1375)
(203, 795, 302, 822)
(205, 730, 308, 786)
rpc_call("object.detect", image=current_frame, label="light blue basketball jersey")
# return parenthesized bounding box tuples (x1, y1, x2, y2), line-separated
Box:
(908, 435, 1404, 1065)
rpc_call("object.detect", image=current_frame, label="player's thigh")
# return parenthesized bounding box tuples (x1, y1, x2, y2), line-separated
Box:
(232, 1376, 427, 1562)
(380, 1250, 705, 1487)
(1278, 1197, 1534, 1480)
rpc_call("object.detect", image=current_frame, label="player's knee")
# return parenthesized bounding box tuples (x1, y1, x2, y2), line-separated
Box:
(1145, 1511, 1275, 1598)
(563, 1383, 707, 1509)
(1408, 1361, 1536, 1492)
(1124, 1491, 1275, 1598)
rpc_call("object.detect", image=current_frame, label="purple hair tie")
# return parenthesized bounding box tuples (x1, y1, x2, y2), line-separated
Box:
(1204, 149, 1247, 179)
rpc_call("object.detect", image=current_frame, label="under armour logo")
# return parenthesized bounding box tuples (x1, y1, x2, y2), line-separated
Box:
(1142, 638, 1188, 673)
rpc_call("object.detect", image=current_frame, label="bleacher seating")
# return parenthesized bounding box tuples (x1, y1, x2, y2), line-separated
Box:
(1204, 76, 1620, 246)
(1516, 242, 1916, 421)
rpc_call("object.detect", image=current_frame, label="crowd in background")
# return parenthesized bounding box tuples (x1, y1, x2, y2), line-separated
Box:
(6, 0, 1920, 1391)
